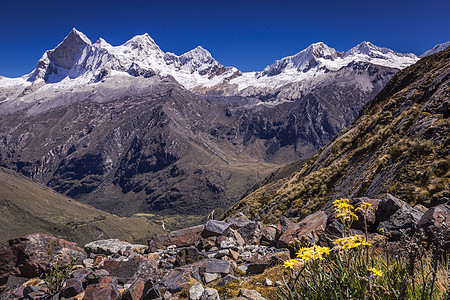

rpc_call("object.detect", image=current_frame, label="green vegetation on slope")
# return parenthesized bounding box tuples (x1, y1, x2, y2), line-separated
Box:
(226, 47, 450, 223)
(0, 167, 164, 245)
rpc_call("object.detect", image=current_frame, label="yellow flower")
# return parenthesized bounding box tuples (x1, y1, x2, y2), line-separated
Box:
(333, 235, 371, 249)
(297, 245, 331, 261)
(283, 259, 299, 269)
(368, 268, 384, 277)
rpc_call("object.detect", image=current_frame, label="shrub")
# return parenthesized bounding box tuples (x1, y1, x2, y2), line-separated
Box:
(43, 257, 76, 295)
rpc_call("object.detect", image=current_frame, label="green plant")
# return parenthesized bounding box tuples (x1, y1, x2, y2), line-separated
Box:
(278, 199, 449, 299)
(43, 257, 76, 295)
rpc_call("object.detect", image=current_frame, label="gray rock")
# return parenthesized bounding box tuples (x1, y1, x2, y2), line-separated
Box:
(203, 259, 234, 275)
(84, 239, 147, 256)
(202, 220, 231, 238)
(238, 288, 267, 300)
(238, 222, 263, 245)
(225, 213, 252, 229)
(214, 249, 230, 259)
(377, 194, 425, 240)
(189, 282, 204, 300)
(201, 288, 220, 300)
(237, 265, 248, 274)
(203, 273, 219, 284)
(264, 278, 273, 286)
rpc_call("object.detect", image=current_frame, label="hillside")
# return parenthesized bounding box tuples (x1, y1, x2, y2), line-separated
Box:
(0, 166, 164, 245)
(225, 47, 450, 223)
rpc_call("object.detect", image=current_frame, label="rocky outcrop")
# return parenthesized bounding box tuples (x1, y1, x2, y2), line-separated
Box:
(0, 194, 446, 299)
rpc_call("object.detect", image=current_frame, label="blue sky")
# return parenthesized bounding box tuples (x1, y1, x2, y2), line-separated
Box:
(1, 0, 449, 77)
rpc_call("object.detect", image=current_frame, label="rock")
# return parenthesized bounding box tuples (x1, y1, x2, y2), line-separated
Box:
(219, 239, 238, 251)
(60, 277, 85, 298)
(176, 247, 207, 266)
(201, 259, 234, 275)
(377, 194, 425, 240)
(214, 249, 230, 259)
(225, 213, 252, 229)
(202, 221, 231, 238)
(84, 239, 147, 256)
(0, 275, 28, 296)
(264, 278, 273, 286)
(148, 225, 204, 252)
(203, 273, 219, 284)
(229, 249, 240, 260)
(0, 233, 86, 285)
(229, 230, 245, 246)
(237, 222, 263, 245)
(85, 269, 110, 285)
(160, 268, 193, 293)
(189, 282, 204, 300)
(277, 211, 327, 248)
(215, 274, 239, 287)
(276, 216, 294, 240)
(142, 279, 161, 300)
(247, 251, 290, 274)
(103, 254, 159, 285)
(237, 265, 248, 275)
(237, 288, 267, 300)
(416, 204, 450, 250)
(260, 225, 277, 246)
(83, 283, 121, 300)
(121, 278, 146, 300)
(83, 258, 94, 268)
(22, 285, 48, 299)
(200, 288, 220, 300)
(196, 238, 216, 252)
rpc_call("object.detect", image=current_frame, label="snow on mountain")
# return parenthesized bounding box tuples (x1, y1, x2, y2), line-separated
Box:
(420, 41, 450, 58)
(230, 41, 419, 91)
(0, 29, 425, 102)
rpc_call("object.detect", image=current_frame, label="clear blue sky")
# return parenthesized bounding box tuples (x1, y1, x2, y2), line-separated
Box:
(1, 0, 449, 77)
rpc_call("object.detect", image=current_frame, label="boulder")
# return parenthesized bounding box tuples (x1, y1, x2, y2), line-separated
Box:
(202, 221, 231, 238)
(237, 222, 263, 245)
(103, 255, 159, 285)
(0, 233, 86, 285)
(148, 225, 204, 252)
(85, 269, 110, 285)
(277, 211, 327, 248)
(203, 273, 219, 284)
(84, 239, 147, 256)
(83, 283, 120, 300)
(176, 247, 207, 266)
(416, 204, 450, 250)
(121, 278, 146, 300)
(200, 259, 234, 275)
(351, 197, 380, 232)
(200, 288, 220, 300)
(247, 251, 289, 274)
(237, 288, 267, 300)
(377, 194, 425, 240)
(225, 213, 252, 229)
(160, 268, 193, 293)
(60, 277, 85, 298)
(189, 282, 204, 300)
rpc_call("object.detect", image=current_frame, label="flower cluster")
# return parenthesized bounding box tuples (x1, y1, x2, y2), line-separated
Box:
(333, 234, 371, 250)
(283, 259, 299, 269)
(297, 245, 331, 261)
(333, 198, 358, 221)
(368, 267, 384, 277)
(355, 202, 372, 214)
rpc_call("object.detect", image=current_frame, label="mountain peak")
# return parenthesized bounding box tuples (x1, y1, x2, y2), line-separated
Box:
(420, 41, 450, 58)
(124, 33, 160, 52)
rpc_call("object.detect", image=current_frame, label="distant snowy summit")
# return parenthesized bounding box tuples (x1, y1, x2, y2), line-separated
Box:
(0, 29, 447, 94)
(420, 41, 450, 58)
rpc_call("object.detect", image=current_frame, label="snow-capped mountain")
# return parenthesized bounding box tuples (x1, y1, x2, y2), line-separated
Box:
(420, 41, 450, 58)
(7, 29, 238, 91)
(229, 41, 418, 91)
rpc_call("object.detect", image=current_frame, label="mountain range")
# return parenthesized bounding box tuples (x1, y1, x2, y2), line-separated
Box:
(0, 29, 447, 224)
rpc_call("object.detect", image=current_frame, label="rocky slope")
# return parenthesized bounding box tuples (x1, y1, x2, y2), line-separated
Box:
(225, 46, 450, 223)
(0, 194, 447, 299)
(0, 166, 164, 245)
